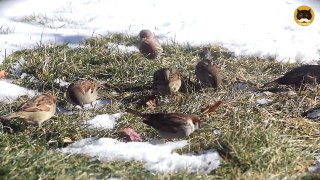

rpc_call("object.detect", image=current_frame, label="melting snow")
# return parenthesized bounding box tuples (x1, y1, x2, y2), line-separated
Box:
(59, 137, 221, 174)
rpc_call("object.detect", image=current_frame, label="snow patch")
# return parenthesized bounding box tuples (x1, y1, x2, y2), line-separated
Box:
(256, 98, 273, 105)
(59, 137, 221, 173)
(0, 80, 36, 103)
(87, 113, 122, 130)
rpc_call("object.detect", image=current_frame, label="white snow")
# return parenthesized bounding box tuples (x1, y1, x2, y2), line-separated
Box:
(87, 113, 122, 130)
(0, 79, 36, 103)
(1, 0, 320, 64)
(59, 137, 221, 173)
(256, 98, 273, 105)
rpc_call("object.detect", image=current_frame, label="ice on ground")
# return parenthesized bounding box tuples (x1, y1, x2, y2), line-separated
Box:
(87, 113, 122, 130)
(59, 137, 222, 173)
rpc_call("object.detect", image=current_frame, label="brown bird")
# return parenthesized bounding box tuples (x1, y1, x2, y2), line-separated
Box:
(153, 67, 182, 95)
(263, 65, 320, 88)
(125, 108, 200, 139)
(66, 80, 98, 108)
(195, 59, 222, 88)
(139, 29, 163, 59)
(1, 94, 57, 125)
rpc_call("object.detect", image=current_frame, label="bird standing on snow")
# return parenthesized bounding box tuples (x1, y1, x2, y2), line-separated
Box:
(195, 59, 222, 88)
(66, 80, 98, 108)
(139, 29, 163, 59)
(263, 65, 320, 88)
(153, 67, 182, 95)
(1, 94, 57, 126)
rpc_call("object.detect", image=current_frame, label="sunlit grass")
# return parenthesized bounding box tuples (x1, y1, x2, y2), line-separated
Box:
(0, 32, 319, 179)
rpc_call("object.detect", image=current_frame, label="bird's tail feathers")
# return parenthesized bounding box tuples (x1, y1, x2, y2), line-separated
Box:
(125, 108, 144, 117)
(262, 80, 278, 88)
(1, 112, 24, 120)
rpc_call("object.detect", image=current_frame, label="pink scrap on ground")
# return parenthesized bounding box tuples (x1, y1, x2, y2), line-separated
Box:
(121, 128, 142, 142)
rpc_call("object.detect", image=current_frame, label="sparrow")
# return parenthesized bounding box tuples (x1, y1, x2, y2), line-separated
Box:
(66, 80, 98, 108)
(139, 29, 163, 59)
(195, 59, 222, 88)
(199, 46, 213, 60)
(263, 65, 320, 88)
(153, 67, 182, 95)
(125, 108, 200, 139)
(1, 94, 57, 125)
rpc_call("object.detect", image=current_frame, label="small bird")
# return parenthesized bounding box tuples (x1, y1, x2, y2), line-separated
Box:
(125, 108, 200, 139)
(153, 67, 182, 95)
(139, 29, 163, 59)
(1, 94, 57, 125)
(195, 59, 222, 88)
(66, 80, 98, 108)
(263, 65, 320, 88)
(199, 46, 213, 60)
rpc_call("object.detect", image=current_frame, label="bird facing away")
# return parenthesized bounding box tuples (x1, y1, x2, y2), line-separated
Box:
(139, 29, 163, 59)
(153, 67, 182, 95)
(195, 59, 222, 88)
(1, 94, 57, 125)
(199, 47, 213, 60)
(125, 108, 200, 140)
(66, 80, 98, 108)
(263, 65, 320, 88)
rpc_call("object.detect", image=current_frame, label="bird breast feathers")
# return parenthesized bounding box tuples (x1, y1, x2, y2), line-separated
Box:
(78, 81, 96, 95)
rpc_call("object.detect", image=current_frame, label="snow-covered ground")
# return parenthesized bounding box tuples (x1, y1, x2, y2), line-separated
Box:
(1, 0, 320, 174)
(0, 0, 320, 64)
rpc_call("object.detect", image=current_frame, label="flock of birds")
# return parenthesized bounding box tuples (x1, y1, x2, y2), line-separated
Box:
(1, 29, 320, 140)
